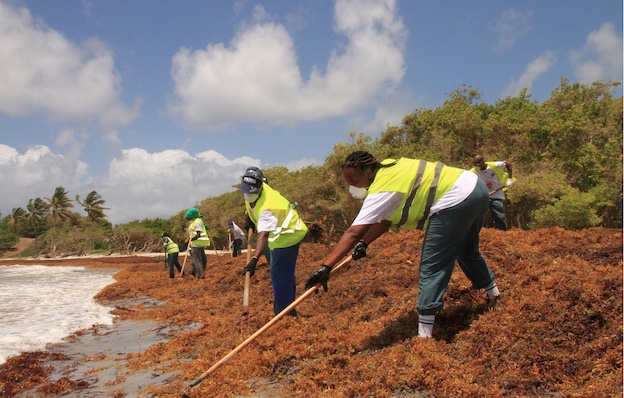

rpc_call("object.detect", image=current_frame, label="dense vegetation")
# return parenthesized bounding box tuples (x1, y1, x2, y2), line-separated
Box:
(1, 79, 621, 257)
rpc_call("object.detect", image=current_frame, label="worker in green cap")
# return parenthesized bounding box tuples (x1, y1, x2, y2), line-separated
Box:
(184, 207, 210, 279)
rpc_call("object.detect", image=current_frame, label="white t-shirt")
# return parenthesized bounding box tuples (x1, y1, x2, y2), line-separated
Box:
(475, 161, 507, 200)
(352, 170, 477, 226)
(229, 223, 246, 240)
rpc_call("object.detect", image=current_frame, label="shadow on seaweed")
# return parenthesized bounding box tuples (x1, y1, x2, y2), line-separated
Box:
(361, 301, 494, 350)
(361, 310, 420, 350)
(435, 302, 493, 342)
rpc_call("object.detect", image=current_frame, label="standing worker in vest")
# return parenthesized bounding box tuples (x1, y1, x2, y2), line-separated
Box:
(470, 155, 514, 231)
(184, 207, 210, 279)
(239, 167, 308, 316)
(305, 151, 500, 338)
(227, 220, 245, 257)
(162, 232, 183, 279)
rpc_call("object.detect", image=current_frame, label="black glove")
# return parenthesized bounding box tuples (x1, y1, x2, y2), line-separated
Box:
(242, 257, 258, 277)
(305, 265, 332, 292)
(352, 241, 368, 260)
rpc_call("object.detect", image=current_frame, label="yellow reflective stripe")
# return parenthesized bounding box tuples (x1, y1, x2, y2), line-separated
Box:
(268, 208, 297, 243)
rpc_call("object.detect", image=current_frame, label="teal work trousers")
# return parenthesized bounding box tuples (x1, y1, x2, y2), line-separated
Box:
(489, 198, 507, 231)
(417, 179, 496, 315)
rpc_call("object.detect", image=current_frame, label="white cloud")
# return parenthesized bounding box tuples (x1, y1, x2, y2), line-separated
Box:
(570, 22, 623, 84)
(490, 8, 533, 52)
(102, 148, 259, 223)
(168, 0, 406, 131)
(0, 144, 89, 217)
(0, 144, 265, 224)
(502, 51, 556, 97)
(0, 2, 139, 127)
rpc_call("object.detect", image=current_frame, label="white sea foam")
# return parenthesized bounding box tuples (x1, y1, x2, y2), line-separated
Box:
(0, 265, 117, 364)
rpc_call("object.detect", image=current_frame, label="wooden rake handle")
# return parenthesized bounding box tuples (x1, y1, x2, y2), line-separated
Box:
(188, 255, 353, 388)
(243, 228, 254, 309)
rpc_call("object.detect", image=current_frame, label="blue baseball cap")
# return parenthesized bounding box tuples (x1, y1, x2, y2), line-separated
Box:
(239, 167, 264, 194)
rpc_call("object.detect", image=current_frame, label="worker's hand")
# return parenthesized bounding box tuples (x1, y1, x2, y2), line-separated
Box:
(506, 179, 513, 187)
(242, 257, 258, 277)
(351, 241, 368, 260)
(305, 265, 332, 292)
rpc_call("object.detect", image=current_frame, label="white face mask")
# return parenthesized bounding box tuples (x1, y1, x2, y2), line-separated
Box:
(244, 193, 259, 203)
(349, 185, 368, 199)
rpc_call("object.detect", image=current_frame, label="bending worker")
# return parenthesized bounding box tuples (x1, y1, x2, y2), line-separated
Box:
(227, 220, 245, 257)
(162, 232, 183, 279)
(470, 155, 514, 231)
(240, 167, 307, 316)
(305, 151, 500, 338)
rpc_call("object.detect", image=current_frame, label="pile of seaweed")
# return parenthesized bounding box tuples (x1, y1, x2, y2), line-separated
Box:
(1, 227, 621, 397)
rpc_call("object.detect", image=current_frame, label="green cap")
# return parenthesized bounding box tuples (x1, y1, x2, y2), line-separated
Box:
(185, 207, 199, 219)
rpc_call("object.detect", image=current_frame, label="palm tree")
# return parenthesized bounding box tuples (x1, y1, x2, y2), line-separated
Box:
(76, 191, 109, 225)
(26, 197, 48, 237)
(46, 186, 74, 227)
(7, 207, 27, 235)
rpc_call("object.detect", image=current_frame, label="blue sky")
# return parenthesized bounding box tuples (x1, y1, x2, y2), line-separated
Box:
(0, 0, 621, 224)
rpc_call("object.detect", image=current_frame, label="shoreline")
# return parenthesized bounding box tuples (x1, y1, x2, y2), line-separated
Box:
(0, 251, 273, 398)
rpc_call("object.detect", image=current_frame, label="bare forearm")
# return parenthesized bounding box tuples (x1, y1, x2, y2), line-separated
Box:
(362, 220, 391, 244)
(253, 231, 269, 258)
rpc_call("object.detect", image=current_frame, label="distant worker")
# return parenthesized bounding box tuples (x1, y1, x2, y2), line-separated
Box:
(162, 232, 183, 279)
(184, 207, 210, 279)
(227, 220, 245, 257)
(470, 155, 514, 231)
(305, 151, 500, 338)
(240, 167, 308, 316)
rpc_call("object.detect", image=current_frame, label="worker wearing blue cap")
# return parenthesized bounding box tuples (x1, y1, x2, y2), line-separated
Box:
(239, 167, 308, 316)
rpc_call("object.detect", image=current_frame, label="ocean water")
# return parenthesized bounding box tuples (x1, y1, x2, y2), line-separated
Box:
(0, 264, 117, 365)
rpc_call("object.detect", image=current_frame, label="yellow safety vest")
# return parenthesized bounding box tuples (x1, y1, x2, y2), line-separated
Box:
(368, 158, 464, 230)
(163, 237, 179, 254)
(187, 218, 211, 247)
(245, 183, 307, 250)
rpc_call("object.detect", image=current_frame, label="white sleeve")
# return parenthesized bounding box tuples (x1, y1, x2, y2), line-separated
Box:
(351, 192, 403, 226)
(257, 209, 278, 233)
(494, 161, 507, 169)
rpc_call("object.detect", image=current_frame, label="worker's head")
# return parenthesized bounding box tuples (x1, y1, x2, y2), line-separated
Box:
(227, 220, 234, 227)
(185, 207, 199, 220)
(240, 167, 264, 203)
(162, 232, 169, 237)
(473, 155, 486, 170)
(342, 151, 378, 199)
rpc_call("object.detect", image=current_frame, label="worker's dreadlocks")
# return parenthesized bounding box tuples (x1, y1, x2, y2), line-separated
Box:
(343, 151, 378, 169)
(343, 151, 396, 171)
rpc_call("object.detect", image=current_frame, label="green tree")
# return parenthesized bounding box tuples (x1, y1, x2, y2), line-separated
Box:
(76, 191, 109, 225)
(46, 186, 74, 226)
(7, 207, 27, 235)
(25, 197, 48, 237)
